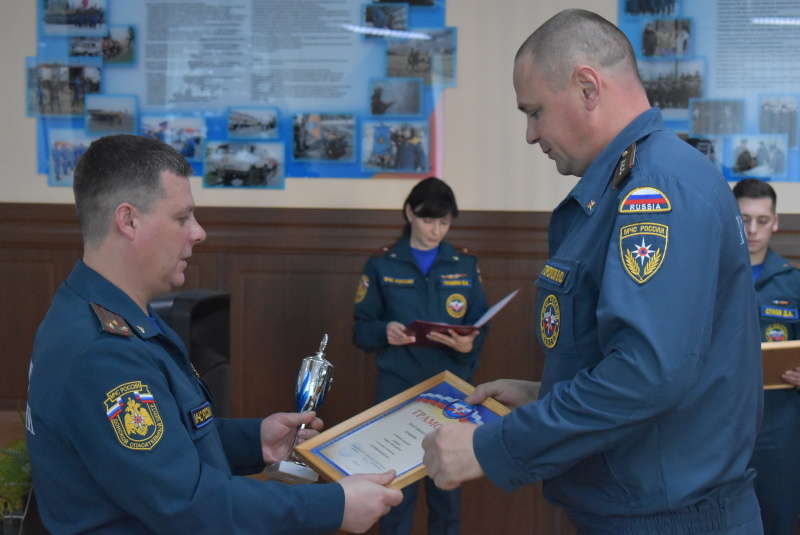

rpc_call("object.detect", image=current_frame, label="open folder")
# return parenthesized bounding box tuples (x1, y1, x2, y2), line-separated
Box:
(762, 340, 800, 389)
(404, 289, 519, 348)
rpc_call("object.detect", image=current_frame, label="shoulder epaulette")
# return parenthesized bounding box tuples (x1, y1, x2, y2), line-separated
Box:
(373, 243, 393, 256)
(613, 142, 636, 189)
(90, 302, 133, 337)
(452, 244, 479, 257)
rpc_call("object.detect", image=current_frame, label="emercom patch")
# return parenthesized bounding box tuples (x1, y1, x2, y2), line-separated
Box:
(104, 382, 164, 451)
(619, 222, 668, 284)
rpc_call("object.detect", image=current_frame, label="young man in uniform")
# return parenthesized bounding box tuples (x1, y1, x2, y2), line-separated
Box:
(734, 178, 800, 535)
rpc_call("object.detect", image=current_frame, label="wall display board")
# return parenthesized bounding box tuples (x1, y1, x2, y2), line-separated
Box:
(28, 0, 452, 189)
(618, 0, 799, 182)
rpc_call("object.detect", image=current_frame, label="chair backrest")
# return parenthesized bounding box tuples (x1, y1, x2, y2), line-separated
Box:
(149, 290, 232, 418)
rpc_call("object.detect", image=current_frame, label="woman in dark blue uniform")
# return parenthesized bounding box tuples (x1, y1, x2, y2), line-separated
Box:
(353, 177, 489, 535)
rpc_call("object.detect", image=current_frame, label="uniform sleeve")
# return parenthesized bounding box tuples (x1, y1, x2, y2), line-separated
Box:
(60, 339, 344, 535)
(215, 417, 267, 475)
(353, 256, 389, 351)
(475, 180, 739, 490)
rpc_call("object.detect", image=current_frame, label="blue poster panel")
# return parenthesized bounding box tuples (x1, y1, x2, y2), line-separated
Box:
(618, 0, 800, 182)
(31, 0, 452, 188)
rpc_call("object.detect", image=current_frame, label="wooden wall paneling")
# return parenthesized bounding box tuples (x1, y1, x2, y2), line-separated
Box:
(225, 251, 376, 426)
(0, 248, 79, 410)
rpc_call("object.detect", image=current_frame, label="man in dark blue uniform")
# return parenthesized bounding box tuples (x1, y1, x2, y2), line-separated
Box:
(422, 9, 763, 534)
(26, 134, 401, 534)
(734, 178, 800, 535)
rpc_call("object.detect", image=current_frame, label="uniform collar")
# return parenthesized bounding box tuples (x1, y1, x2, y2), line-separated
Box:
(758, 248, 797, 282)
(388, 236, 460, 264)
(568, 108, 665, 216)
(67, 260, 171, 340)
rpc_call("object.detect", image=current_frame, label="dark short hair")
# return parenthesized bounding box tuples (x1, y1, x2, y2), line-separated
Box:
(73, 134, 193, 245)
(402, 176, 458, 236)
(515, 8, 642, 89)
(732, 178, 776, 212)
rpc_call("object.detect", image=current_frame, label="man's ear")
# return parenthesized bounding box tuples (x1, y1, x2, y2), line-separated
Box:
(773, 212, 779, 233)
(574, 66, 601, 111)
(114, 203, 137, 240)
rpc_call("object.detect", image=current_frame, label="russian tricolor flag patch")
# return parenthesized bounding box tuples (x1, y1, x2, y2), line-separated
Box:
(619, 187, 672, 213)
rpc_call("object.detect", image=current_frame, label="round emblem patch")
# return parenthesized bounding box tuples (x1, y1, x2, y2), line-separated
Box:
(766, 323, 789, 342)
(446, 293, 467, 319)
(540, 294, 560, 349)
(354, 275, 369, 304)
(442, 400, 477, 420)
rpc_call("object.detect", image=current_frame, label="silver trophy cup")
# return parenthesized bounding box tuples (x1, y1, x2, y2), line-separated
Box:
(267, 335, 333, 484)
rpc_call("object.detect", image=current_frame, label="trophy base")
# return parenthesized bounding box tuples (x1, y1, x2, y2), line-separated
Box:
(266, 460, 320, 484)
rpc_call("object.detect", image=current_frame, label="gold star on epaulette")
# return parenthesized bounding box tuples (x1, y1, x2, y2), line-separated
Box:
(587, 200, 597, 211)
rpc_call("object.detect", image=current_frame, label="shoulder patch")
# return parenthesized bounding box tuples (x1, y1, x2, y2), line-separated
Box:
(355, 274, 369, 304)
(613, 143, 636, 188)
(104, 382, 164, 450)
(90, 302, 133, 337)
(619, 222, 668, 284)
(619, 187, 672, 214)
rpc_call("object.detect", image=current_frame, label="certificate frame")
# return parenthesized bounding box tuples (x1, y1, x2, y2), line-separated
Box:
(762, 340, 800, 389)
(294, 371, 510, 489)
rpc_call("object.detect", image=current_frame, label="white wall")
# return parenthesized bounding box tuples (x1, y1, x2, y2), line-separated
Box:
(3, 1, 799, 212)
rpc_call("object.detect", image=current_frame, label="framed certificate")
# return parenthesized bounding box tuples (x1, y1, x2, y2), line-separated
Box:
(294, 371, 510, 489)
(762, 340, 800, 389)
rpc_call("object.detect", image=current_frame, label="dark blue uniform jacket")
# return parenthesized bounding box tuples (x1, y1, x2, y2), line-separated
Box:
(353, 237, 488, 400)
(473, 109, 763, 530)
(27, 261, 344, 534)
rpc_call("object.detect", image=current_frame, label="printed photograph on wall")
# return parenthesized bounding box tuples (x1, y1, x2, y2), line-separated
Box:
(227, 107, 279, 140)
(759, 95, 798, 149)
(84, 94, 137, 134)
(689, 98, 745, 137)
(362, 3, 408, 38)
(368, 77, 423, 117)
(638, 58, 703, 121)
(204, 141, 285, 189)
(624, 0, 679, 17)
(729, 134, 788, 179)
(292, 113, 357, 162)
(386, 27, 457, 87)
(47, 128, 100, 186)
(41, 0, 108, 37)
(361, 120, 429, 173)
(140, 115, 205, 161)
(26, 56, 102, 117)
(640, 18, 691, 58)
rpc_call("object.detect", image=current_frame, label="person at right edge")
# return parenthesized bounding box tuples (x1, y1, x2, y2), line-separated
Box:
(421, 9, 764, 534)
(734, 178, 800, 535)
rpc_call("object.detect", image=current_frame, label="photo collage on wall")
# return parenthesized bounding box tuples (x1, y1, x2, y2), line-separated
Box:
(29, 0, 454, 188)
(619, 0, 799, 182)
